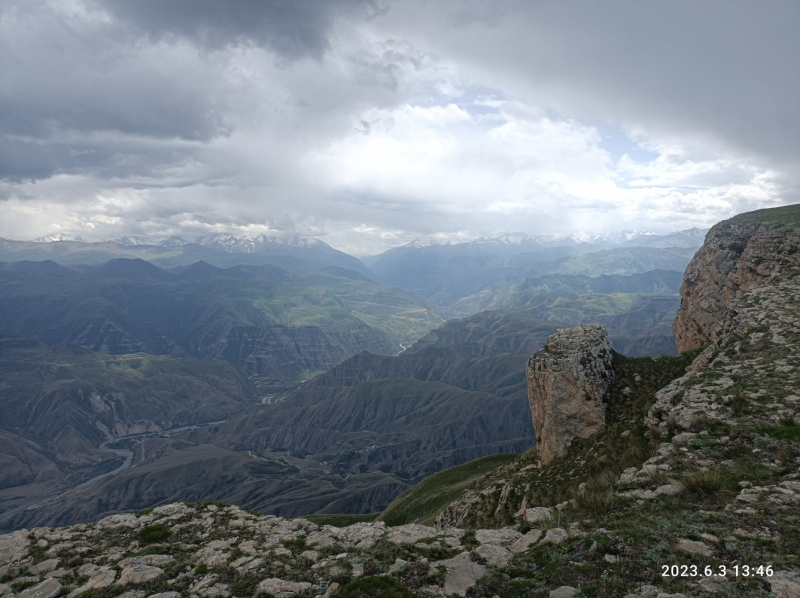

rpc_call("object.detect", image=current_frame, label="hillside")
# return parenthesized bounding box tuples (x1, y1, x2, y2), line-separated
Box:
(449, 269, 683, 316)
(0, 236, 373, 276)
(367, 238, 697, 310)
(0, 260, 444, 388)
(0, 338, 257, 519)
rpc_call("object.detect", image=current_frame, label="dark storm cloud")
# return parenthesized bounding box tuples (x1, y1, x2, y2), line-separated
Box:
(1, 0, 797, 248)
(393, 0, 800, 167)
(94, 0, 389, 60)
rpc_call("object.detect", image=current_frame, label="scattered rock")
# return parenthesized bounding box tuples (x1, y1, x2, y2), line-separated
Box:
(676, 539, 712, 557)
(117, 565, 163, 585)
(388, 558, 407, 573)
(520, 507, 554, 523)
(654, 484, 682, 496)
(257, 579, 312, 598)
(68, 569, 117, 597)
(604, 553, 618, 563)
(542, 528, 568, 545)
(510, 529, 542, 553)
(28, 559, 60, 575)
(475, 528, 521, 546)
(475, 544, 512, 567)
(17, 579, 62, 598)
(549, 586, 579, 598)
(147, 593, 180, 598)
(435, 552, 487, 596)
(770, 569, 800, 598)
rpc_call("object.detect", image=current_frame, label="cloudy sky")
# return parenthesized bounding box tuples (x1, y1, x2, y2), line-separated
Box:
(1, 0, 798, 255)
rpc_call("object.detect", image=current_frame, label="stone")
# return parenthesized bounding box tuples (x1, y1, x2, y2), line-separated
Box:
(17, 579, 62, 598)
(770, 570, 800, 597)
(117, 565, 164, 585)
(527, 324, 615, 465)
(0, 530, 29, 565)
(96, 514, 138, 529)
(697, 577, 727, 594)
(542, 528, 568, 545)
(510, 529, 542, 553)
(323, 583, 339, 598)
(654, 484, 682, 496)
(676, 539, 712, 557)
(119, 555, 173, 567)
(618, 467, 638, 484)
(435, 552, 487, 596)
(388, 558, 407, 573)
(29, 559, 60, 575)
(148, 593, 181, 598)
(520, 506, 554, 523)
(475, 544, 512, 567)
(68, 569, 117, 597)
(116, 592, 145, 598)
(604, 553, 618, 563)
(549, 586, 579, 598)
(474, 528, 521, 546)
(257, 578, 312, 598)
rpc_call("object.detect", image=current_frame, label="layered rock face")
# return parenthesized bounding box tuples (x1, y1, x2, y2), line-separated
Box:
(526, 323, 614, 465)
(673, 209, 800, 351)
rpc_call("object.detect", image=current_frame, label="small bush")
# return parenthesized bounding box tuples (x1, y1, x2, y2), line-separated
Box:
(679, 469, 732, 499)
(727, 394, 748, 416)
(575, 489, 617, 519)
(460, 530, 479, 550)
(194, 564, 208, 575)
(723, 445, 749, 459)
(281, 537, 307, 552)
(136, 507, 154, 518)
(139, 524, 170, 544)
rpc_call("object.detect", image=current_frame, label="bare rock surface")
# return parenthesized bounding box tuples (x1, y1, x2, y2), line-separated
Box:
(527, 324, 614, 465)
(17, 579, 62, 598)
(673, 211, 800, 351)
(435, 552, 487, 596)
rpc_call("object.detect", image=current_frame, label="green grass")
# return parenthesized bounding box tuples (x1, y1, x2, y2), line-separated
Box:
(378, 453, 519, 526)
(138, 524, 170, 543)
(302, 513, 381, 527)
(733, 202, 800, 227)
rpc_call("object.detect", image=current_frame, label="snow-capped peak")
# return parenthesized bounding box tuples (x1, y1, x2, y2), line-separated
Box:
(35, 234, 87, 243)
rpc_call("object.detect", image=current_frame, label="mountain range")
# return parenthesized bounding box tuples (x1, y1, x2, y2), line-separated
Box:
(0, 259, 444, 389)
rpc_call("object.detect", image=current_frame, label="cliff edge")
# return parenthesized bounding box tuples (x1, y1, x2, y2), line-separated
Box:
(526, 324, 614, 466)
(673, 203, 800, 351)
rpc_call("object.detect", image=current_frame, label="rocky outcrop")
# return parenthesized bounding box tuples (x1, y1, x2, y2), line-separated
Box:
(526, 324, 614, 465)
(673, 206, 800, 351)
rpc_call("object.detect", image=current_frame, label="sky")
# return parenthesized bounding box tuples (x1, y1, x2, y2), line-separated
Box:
(0, 0, 798, 256)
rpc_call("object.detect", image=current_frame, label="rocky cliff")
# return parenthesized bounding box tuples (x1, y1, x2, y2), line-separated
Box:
(526, 324, 614, 465)
(673, 204, 800, 351)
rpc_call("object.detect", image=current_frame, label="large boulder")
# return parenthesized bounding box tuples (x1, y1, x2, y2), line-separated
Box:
(527, 324, 614, 465)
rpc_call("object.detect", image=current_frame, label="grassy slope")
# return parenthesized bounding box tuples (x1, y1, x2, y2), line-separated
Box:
(733, 202, 800, 226)
(377, 453, 519, 526)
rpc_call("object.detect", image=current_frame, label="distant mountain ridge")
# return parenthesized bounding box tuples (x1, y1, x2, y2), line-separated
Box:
(0, 235, 373, 277)
(0, 258, 444, 388)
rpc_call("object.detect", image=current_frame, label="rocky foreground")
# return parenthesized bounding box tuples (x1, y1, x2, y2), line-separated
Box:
(1, 496, 764, 598)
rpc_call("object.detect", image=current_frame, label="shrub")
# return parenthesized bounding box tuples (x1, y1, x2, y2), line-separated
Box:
(281, 537, 307, 552)
(575, 489, 617, 519)
(138, 524, 170, 544)
(136, 507, 154, 518)
(678, 469, 732, 499)
(194, 564, 208, 575)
